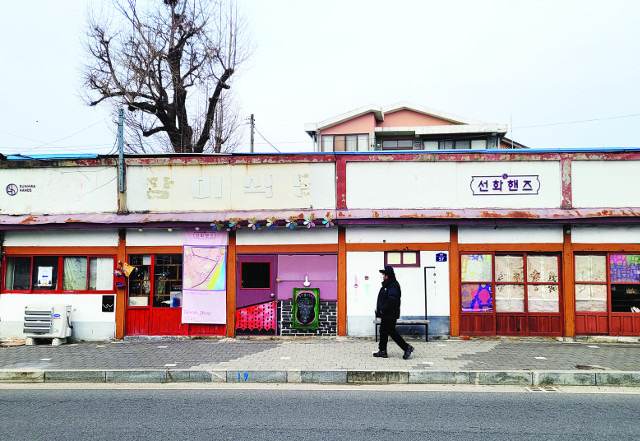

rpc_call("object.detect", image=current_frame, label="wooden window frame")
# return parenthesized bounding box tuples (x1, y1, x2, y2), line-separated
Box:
(127, 253, 183, 309)
(384, 251, 420, 268)
(460, 252, 562, 314)
(2, 254, 117, 294)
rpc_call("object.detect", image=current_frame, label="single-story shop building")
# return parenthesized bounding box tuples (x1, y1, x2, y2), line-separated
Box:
(1, 148, 639, 340)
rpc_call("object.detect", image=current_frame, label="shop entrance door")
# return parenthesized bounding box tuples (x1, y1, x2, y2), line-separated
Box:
(125, 253, 225, 336)
(235, 255, 277, 335)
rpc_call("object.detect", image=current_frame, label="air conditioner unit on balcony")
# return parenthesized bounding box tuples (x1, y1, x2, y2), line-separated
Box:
(23, 305, 73, 346)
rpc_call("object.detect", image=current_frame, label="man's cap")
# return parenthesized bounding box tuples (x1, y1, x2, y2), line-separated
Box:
(379, 265, 395, 276)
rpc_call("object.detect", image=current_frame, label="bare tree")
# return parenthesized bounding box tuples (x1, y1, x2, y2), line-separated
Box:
(83, 0, 248, 153)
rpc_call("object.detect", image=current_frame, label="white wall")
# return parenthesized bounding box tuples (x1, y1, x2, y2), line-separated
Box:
(236, 227, 337, 245)
(126, 162, 336, 212)
(459, 226, 564, 244)
(0, 294, 115, 340)
(346, 225, 450, 243)
(571, 225, 640, 244)
(126, 228, 185, 246)
(573, 160, 640, 208)
(0, 166, 118, 215)
(3, 229, 119, 247)
(346, 250, 450, 337)
(346, 161, 562, 209)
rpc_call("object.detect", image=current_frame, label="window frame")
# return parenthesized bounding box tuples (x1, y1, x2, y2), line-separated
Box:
(2, 254, 116, 294)
(460, 252, 562, 314)
(321, 134, 369, 152)
(127, 253, 183, 309)
(574, 253, 608, 313)
(384, 251, 420, 268)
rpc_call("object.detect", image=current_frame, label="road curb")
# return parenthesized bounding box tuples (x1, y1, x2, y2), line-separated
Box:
(1, 369, 639, 386)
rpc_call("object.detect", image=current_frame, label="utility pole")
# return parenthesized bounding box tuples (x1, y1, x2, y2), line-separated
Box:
(117, 108, 125, 193)
(250, 113, 255, 153)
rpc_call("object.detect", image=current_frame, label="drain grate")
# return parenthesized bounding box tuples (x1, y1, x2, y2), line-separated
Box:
(525, 386, 559, 392)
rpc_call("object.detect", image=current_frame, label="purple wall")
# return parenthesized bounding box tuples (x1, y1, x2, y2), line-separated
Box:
(276, 255, 337, 301)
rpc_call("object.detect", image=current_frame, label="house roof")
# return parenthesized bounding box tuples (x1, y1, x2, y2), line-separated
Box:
(305, 101, 505, 137)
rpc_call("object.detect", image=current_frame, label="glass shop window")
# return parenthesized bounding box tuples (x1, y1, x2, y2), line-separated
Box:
(460, 253, 561, 314)
(4, 257, 31, 290)
(127, 254, 183, 308)
(575, 255, 607, 312)
(241, 262, 271, 289)
(2, 255, 115, 293)
(461, 254, 493, 312)
(609, 254, 640, 313)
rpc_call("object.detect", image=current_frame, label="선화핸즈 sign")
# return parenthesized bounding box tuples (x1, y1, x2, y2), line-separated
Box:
(470, 173, 540, 196)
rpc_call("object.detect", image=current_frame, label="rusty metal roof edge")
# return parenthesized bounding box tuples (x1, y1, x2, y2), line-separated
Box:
(1, 208, 640, 228)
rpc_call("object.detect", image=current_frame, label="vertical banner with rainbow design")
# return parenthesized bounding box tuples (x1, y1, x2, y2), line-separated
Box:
(181, 230, 228, 324)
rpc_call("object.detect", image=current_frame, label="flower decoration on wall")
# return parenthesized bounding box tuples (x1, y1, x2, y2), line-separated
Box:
(286, 216, 297, 230)
(248, 217, 261, 230)
(322, 214, 334, 228)
(211, 221, 225, 231)
(266, 217, 277, 229)
(227, 218, 241, 231)
(303, 216, 315, 229)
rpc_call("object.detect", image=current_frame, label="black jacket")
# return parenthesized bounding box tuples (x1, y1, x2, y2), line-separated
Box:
(376, 277, 401, 320)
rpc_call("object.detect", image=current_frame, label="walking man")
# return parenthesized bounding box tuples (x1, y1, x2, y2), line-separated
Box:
(373, 265, 414, 359)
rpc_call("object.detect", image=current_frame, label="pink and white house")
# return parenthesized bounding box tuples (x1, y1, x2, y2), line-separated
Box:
(304, 102, 516, 152)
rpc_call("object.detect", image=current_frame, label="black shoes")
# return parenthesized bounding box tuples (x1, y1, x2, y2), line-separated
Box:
(403, 345, 414, 360)
(374, 346, 413, 359)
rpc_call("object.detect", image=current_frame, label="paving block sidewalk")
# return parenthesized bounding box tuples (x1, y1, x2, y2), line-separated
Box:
(1, 337, 639, 386)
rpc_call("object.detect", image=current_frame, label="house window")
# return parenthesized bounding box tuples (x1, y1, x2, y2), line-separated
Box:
(321, 134, 368, 152)
(439, 139, 487, 150)
(460, 253, 560, 313)
(381, 139, 413, 150)
(385, 251, 420, 268)
(3, 255, 115, 293)
(128, 254, 182, 308)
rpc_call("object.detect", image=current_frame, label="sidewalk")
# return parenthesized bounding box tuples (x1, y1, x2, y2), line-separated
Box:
(1, 337, 639, 386)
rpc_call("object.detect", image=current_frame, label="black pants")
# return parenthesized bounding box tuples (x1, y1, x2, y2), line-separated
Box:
(379, 318, 409, 352)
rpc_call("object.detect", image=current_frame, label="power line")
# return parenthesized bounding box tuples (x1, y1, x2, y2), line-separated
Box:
(514, 112, 640, 129)
(253, 124, 281, 153)
(18, 119, 109, 153)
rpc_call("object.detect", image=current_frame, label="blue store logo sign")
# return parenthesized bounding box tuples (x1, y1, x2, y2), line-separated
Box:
(6, 183, 18, 196)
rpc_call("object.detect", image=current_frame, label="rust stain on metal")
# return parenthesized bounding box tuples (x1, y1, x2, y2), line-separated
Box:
(19, 216, 38, 224)
(507, 210, 541, 218)
(480, 211, 502, 218)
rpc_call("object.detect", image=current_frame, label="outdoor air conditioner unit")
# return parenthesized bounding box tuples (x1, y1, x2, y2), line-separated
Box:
(23, 305, 73, 346)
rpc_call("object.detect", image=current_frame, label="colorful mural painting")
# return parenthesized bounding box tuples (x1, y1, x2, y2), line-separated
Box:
(461, 284, 493, 312)
(610, 254, 640, 283)
(235, 301, 277, 335)
(461, 254, 492, 282)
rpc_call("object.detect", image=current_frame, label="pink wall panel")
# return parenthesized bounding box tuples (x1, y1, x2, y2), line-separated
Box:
(379, 109, 457, 127)
(319, 114, 376, 135)
(277, 255, 337, 301)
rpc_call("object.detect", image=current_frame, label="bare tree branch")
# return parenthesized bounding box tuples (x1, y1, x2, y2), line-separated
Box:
(82, 0, 249, 153)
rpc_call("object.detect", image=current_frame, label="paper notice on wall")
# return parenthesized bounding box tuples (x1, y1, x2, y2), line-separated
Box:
(37, 266, 53, 287)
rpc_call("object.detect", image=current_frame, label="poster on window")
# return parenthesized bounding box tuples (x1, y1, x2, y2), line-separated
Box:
(181, 245, 227, 324)
(37, 266, 53, 287)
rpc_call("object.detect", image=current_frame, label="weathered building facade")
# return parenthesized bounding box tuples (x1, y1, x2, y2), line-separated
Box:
(1, 148, 639, 340)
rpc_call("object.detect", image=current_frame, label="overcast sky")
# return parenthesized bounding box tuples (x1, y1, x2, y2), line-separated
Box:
(1, 0, 639, 156)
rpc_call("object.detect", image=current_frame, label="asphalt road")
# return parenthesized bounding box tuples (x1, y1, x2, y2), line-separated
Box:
(1, 385, 638, 440)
